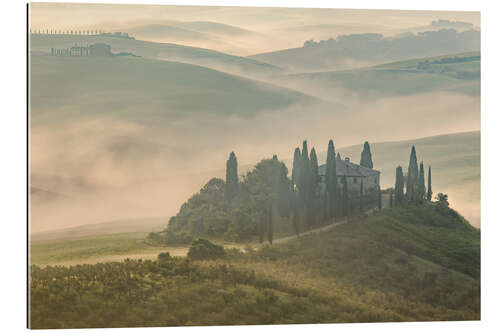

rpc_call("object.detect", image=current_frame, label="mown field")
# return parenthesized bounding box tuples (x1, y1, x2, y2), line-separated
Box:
(29, 203, 480, 328)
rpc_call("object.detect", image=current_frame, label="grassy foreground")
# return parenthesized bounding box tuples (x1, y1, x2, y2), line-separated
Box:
(29, 204, 480, 328)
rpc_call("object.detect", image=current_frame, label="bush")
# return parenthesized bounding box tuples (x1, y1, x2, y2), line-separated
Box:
(187, 239, 225, 261)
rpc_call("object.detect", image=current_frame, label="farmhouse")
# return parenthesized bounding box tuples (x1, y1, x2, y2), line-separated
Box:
(318, 157, 380, 194)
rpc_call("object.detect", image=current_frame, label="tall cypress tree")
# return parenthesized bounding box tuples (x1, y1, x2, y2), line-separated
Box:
(291, 147, 301, 191)
(309, 148, 320, 226)
(225, 151, 238, 201)
(406, 146, 418, 200)
(360, 141, 374, 169)
(417, 161, 426, 203)
(299, 140, 310, 208)
(310, 148, 319, 191)
(342, 175, 349, 219)
(390, 190, 394, 208)
(395, 166, 405, 205)
(325, 139, 338, 220)
(337, 152, 341, 161)
(291, 147, 302, 235)
(427, 166, 433, 201)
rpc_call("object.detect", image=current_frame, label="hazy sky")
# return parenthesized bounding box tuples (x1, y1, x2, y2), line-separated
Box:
(29, 3, 480, 55)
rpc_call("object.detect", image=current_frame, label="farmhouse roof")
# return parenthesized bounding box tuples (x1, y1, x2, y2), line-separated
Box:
(318, 158, 380, 177)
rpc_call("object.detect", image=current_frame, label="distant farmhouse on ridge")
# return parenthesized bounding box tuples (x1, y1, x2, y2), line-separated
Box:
(318, 157, 381, 195)
(50, 43, 138, 57)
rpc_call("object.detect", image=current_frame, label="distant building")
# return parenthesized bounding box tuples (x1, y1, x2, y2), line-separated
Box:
(50, 43, 112, 57)
(318, 157, 380, 194)
(89, 43, 111, 56)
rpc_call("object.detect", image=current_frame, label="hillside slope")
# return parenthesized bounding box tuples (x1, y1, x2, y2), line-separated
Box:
(251, 29, 480, 72)
(29, 34, 280, 76)
(30, 54, 316, 122)
(272, 51, 480, 99)
(30, 205, 480, 328)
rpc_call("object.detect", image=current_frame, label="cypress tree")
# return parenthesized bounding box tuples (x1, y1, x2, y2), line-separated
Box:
(310, 148, 319, 191)
(225, 152, 238, 201)
(325, 139, 337, 219)
(417, 161, 426, 203)
(342, 175, 349, 219)
(360, 141, 374, 169)
(337, 152, 341, 161)
(390, 190, 394, 208)
(395, 166, 405, 205)
(291, 147, 301, 190)
(299, 140, 310, 207)
(308, 148, 320, 226)
(406, 146, 418, 200)
(427, 166, 433, 201)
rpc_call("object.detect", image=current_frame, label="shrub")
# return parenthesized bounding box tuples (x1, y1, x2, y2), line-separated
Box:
(187, 239, 226, 261)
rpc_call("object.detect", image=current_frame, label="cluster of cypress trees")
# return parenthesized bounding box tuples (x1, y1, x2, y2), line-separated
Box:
(293, 140, 336, 229)
(221, 139, 380, 242)
(393, 145, 432, 207)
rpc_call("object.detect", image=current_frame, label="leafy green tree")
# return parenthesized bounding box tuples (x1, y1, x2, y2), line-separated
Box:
(427, 166, 433, 201)
(436, 193, 449, 206)
(406, 146, 419, 201)
(267, 204, 273, 244)
(277, 163, 291, 218)
(225, 152, 238, 201)
(325, 139, 338, 219)
(395, 166, 405, 205)
(360, 141, 374, 169)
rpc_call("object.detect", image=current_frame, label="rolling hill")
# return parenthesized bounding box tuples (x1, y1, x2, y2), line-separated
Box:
(29, 54, 317, 123)
(272, 51, 480, 99)
(251, 29, 480, 72)
(29, 34, 281, 77)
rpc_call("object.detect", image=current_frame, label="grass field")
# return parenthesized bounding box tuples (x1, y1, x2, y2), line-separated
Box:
(29, 204, 480, 328)
(30, 231, 249, 267)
